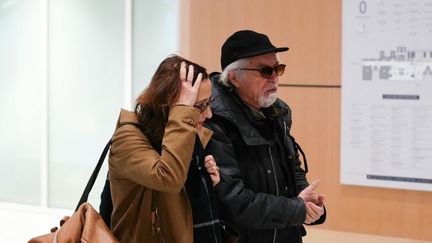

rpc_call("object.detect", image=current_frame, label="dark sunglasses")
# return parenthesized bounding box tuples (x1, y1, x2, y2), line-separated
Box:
(237, 64, 286, 78)
(194, 97, 214, 112)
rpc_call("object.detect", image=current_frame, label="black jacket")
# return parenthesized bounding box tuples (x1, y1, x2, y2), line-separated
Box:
(204, 74, 326, 243)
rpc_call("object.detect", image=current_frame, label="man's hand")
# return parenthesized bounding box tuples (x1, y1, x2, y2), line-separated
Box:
(298, 179, 325, 224)
(304, 201, 325, 224)
(298, 179, 320, 204)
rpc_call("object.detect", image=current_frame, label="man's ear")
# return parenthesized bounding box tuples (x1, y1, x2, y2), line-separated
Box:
(228, 71, 240, 88)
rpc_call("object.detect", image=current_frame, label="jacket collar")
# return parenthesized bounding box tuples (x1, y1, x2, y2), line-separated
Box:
(198, 127, 213, 149)
(118, 108, 140, 127)
(209, 74, 291, 146)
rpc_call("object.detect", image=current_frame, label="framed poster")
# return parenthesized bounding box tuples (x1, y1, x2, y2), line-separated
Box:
(341, 0, 432, 191)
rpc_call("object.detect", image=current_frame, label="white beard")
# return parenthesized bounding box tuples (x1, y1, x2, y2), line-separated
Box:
(258, 93, 277, 108)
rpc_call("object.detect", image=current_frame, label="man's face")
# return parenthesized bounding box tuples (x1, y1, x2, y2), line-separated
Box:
(231, 53, 280, 109)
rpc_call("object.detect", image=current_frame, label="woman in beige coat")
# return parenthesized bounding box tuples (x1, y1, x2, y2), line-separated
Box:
(108, 55, 221, 242)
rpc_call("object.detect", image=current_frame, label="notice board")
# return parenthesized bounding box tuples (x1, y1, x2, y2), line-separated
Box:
(341, 0, 432, 191)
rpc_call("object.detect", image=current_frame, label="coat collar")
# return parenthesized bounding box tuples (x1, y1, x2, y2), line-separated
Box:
(198, 127, 213, 149)
(118, 108, 139, 127)
(117, 108, 213, 148)
(209, 74, 292, 146)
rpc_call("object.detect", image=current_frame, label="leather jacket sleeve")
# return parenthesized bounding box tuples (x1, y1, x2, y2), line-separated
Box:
(207, 120, 307, 230)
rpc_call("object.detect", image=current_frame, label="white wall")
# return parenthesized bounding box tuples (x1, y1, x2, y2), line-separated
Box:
(0, 0, 179, 240)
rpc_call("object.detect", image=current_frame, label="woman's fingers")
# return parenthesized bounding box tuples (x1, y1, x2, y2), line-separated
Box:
(180, 62, 187, 81)
(204, 155, 215, 167)
(204, 155, 219, 173)
(186, 64, 194, 82)
(184, 62, 202, 89)
(192, 73, 203, 89)
(209, 173, 220, 186)
(204, 155, 220, 186)
(176, 62, 203, 107)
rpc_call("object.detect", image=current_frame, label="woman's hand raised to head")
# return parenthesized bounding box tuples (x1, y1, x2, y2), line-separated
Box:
(175, 62, 203, 107)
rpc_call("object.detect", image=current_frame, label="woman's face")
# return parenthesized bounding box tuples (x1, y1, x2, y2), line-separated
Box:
(194, 79, 213, 131)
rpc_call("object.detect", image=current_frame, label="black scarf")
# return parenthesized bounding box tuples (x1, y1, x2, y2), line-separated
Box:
(185, 135, 223, 243)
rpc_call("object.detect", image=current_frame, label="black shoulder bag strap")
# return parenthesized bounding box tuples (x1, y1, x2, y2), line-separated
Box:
(79, 130, 158, 229)
(289, 135, 308, 173)
(75, 139, 112, 211)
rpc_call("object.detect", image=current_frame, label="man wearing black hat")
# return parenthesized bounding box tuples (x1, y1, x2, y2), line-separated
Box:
(204, 30, 326, 243)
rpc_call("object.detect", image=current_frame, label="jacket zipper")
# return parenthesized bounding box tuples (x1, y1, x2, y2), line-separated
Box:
(268, 146, 279, 243)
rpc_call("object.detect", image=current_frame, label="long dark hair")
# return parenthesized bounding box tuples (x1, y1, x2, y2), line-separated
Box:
(135, 55, 208, 148)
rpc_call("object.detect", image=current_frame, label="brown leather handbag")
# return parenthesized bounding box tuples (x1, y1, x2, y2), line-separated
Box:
(28, 202, 118, 243)
(28, 140, 118, 243)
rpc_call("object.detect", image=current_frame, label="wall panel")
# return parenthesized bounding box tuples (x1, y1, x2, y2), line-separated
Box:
(184, 0, 340, 86)
(181, 0, 432, 240)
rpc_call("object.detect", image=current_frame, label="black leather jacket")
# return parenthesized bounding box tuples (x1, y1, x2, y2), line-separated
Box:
(205, 74, 326, 243)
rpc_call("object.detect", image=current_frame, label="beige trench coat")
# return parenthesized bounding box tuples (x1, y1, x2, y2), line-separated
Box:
(109, 106, 212, 243)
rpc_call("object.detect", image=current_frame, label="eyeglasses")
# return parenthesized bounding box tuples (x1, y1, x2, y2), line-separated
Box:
(237, 64, 286, 78)
(194, 97, 214, 112)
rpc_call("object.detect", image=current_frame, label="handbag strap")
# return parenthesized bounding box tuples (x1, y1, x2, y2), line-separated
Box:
(75, 139, 112, 211)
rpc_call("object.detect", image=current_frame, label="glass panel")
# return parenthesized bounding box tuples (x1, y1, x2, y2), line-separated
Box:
(48, 0, 124, 208)
(132, 0, 179, 98)
(0, 0, 42, 204)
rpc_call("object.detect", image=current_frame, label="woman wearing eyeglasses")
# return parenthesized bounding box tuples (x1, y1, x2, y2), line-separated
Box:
(107, 55, 228, 243)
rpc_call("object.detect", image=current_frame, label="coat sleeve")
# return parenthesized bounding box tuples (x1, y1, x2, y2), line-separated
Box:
(206, 119, 307, 230)
(109, 106, 199, 193)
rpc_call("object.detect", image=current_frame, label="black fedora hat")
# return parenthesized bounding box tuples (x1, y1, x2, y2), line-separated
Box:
(221, 30, 289, 70)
